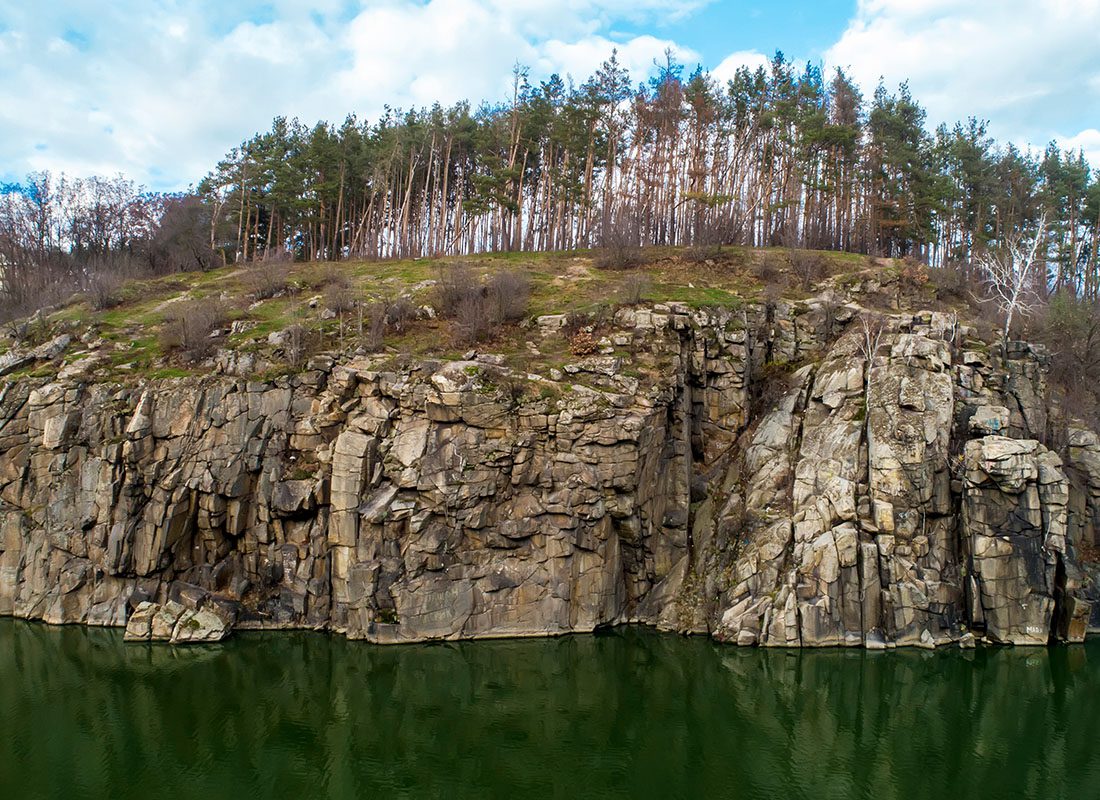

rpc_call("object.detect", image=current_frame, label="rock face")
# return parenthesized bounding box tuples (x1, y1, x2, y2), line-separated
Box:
(0, 301, 1096, 647)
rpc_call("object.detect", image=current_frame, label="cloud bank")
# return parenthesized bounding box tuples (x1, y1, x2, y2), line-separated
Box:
(0, 0, 699, 189)
(0, 0, 1096, 190)
(825, 0, 1100, 163)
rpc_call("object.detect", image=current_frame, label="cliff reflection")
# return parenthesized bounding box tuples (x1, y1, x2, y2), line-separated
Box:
(2, 621, 1098, 799)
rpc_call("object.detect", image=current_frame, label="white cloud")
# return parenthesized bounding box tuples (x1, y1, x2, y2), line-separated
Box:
(334, 0, 700, 108)
(710, 50, 769, 84)
(4, 0, 1096, 191)
(1057, 128, 1100, 166)
(825, 0, 1100, 163)
(0, 0, 705, 190)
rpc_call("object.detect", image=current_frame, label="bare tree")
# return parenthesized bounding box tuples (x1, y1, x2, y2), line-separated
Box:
(977, 211, 1047, 342)
(857, 312, 886, 374)
(857, 312, 887, 488)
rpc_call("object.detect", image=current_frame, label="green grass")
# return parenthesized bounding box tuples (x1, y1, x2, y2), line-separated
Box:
(2, 246, 904, 385)
(647, 283, 748, 308)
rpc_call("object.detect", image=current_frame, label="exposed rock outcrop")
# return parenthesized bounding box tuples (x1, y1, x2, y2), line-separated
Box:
(0, 300, 1095, 646)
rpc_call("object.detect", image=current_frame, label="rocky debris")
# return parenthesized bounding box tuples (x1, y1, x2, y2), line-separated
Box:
(1, 300, 1098, 648)
(0, 334, 71, 377)
(57, 354, 108, 382)
(123, 600, 232, 644)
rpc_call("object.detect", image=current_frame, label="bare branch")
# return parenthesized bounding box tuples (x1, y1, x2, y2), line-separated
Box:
(976, 211, 1047, 342)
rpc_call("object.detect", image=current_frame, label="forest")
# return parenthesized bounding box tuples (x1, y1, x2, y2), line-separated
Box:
(1, 50, 1098, 319)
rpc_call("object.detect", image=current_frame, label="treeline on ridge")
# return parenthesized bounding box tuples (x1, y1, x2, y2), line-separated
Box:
(1, 50, 1099, 321)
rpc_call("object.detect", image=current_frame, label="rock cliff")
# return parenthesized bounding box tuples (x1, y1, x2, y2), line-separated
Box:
(1, 296, 1097, 646)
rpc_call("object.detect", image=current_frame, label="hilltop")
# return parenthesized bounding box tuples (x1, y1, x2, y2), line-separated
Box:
(0, 246, 965, 386)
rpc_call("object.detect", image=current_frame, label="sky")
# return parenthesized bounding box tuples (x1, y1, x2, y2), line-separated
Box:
(1, 0, 1097, 191)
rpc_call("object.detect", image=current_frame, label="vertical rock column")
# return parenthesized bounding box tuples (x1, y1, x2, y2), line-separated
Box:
(328, 428, 375, 629)
(962, 436, 1077, 644)
(865, 332, 959, 645)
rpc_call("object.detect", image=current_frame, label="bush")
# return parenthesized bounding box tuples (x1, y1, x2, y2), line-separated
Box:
(749, 360, 797, 419)
(594, 212, 646, 270)
(928, 262, 976, 306)
(158, 299, 229, 361)
(323, 282, 356, 314)
(683, 215, 730, 263)
(486, 270, 531, 323)
(618, 273, 652, 305)
(1034, 292, 1100, 428)
(454, 291, 492, 345)
(363, 296, 417, 351)
(309, 263, 350, 291)
(433, 263, 478, 318)
(752, 252, 784, 287)
(243, 260, 290, 300)
(365, 302, 388, 352)
(86, 271, 125, 311)
(899, 255, 929, 288)
(284, 323, 317, 368)
(433, 264, 530, 345)
(386, 296, 416, 333)
(789, 249, 828, 291)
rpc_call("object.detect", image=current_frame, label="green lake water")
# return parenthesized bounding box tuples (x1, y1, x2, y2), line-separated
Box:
(2, 619, 1098, 799)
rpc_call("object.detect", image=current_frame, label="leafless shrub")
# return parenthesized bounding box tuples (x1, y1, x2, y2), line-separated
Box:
(86, 271, 125, 311)
(434, 264, 530, 345)
(323, 281, 356, 314)
(158, 299, 229, 361)
(3, 314, 31, 343)
(285, 323, 319, 368)
(814, 292, 842, 343)
(486, 270, 531, 323)
(454, 292, 492, 345)
(433, 263, 479, 317)
(309, 263, 350, 291)
(684, 214, 729, 263)
(3, 310, 50, 345)
(1033, 292, 1100, 429)
(899, 255, 929, 288)
(386, 297, 416, 332)
(928, 261, 977, 306)
(762, 282, 783, 309)
(619, 273, 652, 305)
(594, 212, 646, 270)
(365, 303, 388, 351)
(684, 244, 721, 264)
(243, 260, 290, 300)
(749, 360, 797, 419)
(752, 252, 785, 287)
(789, 249, 828, 291)
(362, 296, 417, 351)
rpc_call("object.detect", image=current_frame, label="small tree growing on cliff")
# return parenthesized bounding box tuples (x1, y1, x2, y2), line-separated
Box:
(857, 312, 886, 368)
(857, 312, 886, 444)
(978, 211, 1047, 342)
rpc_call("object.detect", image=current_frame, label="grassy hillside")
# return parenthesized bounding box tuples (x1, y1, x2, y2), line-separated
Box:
(0, 246, 952, 384)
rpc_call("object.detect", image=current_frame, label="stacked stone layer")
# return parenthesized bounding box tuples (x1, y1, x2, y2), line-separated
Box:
(1, 300, 1096, 645)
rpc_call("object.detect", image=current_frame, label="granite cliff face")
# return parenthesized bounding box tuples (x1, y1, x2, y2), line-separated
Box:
(1, 296, 1097, 646)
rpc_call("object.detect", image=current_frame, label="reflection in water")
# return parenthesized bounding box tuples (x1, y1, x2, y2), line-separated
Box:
(1, 620, 1098, 799)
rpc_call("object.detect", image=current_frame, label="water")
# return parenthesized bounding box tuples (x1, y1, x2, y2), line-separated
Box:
(2, 620, 1098, 800)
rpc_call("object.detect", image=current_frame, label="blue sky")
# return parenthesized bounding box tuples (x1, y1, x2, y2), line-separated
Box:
(613, 1, 854, 67)
(1, 0, 1096, 191)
